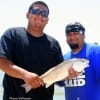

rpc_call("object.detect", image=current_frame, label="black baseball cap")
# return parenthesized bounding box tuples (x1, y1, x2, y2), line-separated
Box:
(65, 22, 85, 35)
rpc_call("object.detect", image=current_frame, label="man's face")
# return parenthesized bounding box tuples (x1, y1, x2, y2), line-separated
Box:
(27, 4, 49, 30)
(66, 32, 85, 50)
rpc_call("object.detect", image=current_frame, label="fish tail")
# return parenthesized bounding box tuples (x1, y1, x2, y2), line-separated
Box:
(21, 84, 32, 93)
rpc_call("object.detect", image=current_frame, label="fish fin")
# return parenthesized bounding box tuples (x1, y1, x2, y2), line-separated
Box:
(45, 84, 51, 88)
(21, 84, 32, 93)
(45, 82, 54, 88)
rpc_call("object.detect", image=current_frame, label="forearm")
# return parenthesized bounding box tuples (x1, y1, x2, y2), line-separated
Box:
(0, 57, 29, 80)
(0, 57, 44, 89)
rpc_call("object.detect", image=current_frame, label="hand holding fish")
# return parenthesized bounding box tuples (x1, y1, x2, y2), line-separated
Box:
(22, 72, 44, 90)
(66, 59, 89, 79)
(65, 66, 81, 79)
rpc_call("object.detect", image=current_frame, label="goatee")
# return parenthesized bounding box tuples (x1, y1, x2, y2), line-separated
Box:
(68, 43, 79, 50)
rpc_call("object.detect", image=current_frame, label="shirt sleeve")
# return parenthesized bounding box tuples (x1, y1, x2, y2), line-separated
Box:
(0, 28, 16, 60)
(54, 41, 64, 64)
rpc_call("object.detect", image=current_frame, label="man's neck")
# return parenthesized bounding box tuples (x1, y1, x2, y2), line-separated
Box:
(72, 48, 81, 54)
(72, 43, 85, 54)
(27, 27, 44, 37)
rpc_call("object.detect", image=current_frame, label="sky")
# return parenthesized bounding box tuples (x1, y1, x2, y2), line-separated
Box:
(0, 0, 100, 54)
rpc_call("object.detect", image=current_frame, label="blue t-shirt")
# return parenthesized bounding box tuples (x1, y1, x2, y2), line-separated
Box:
(59, 43, 100, 100)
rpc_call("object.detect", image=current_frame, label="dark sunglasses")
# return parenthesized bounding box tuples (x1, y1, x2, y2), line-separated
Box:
(30, 9, 48, 18)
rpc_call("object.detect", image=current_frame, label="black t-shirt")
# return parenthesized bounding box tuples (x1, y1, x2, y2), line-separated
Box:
(0, 27, 63, 100)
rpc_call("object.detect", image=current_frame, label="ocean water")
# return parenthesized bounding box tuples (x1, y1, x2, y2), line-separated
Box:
(0, 70, 65, 100)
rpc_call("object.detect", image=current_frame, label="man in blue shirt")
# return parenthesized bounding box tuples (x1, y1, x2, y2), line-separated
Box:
(59, 22, 100, 100)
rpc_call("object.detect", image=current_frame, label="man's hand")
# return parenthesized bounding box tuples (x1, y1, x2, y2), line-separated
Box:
(66, 66, 81, 79)
(23, 72, 44, 89)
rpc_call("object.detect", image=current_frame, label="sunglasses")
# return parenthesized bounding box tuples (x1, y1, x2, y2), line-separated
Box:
(30, 9, 49, 18)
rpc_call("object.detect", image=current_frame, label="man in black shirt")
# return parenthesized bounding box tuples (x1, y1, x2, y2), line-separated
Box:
(0, 1, 80, 100)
